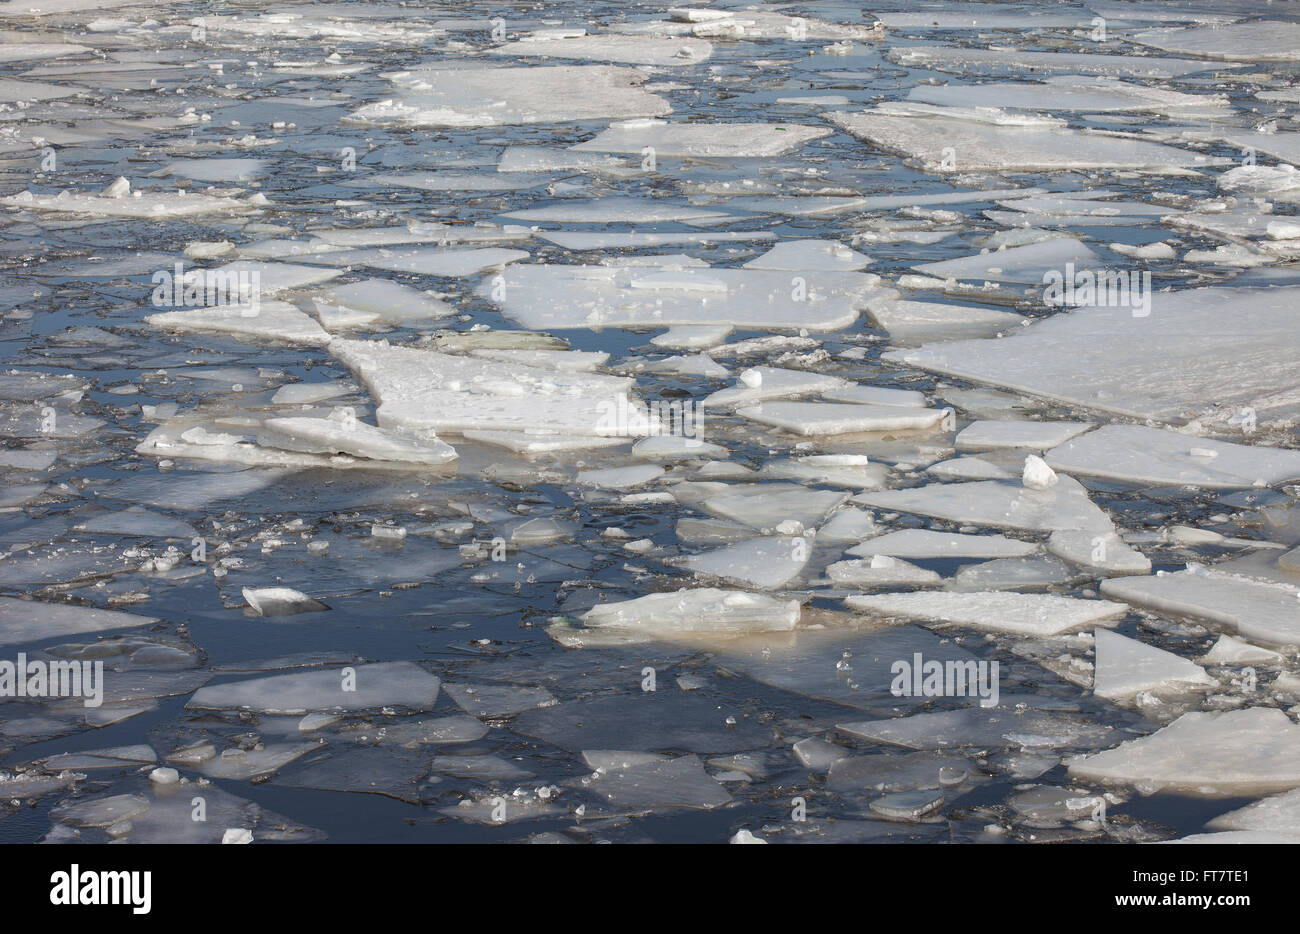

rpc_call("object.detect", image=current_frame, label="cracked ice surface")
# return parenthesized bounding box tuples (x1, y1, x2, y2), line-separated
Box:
(1, 0, 1298, 848)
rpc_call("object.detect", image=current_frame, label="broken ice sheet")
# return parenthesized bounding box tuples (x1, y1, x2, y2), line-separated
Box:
(442, 682, 557, 720)
(347, 64, 669, 127)
(840, 705, 1114, 753)
(0, 597, 157, 647)
(276, 745, 430, 803)
(1205, 787, 1300, 838)
(888, 287, 1300, 433)
(716, 625, 983, 713)
(51, 781, 323, 844)
(558, 588, 800, 646)
(329, 338, 638, 438)
(1069, 708, 1300, 796)
(1045, 425, 1300, 489)
(510, 692, 769, 753)
(1092, 628, 1215, 704)
(848, 529, 1038, 560)
(955, 420, 1094, 453)
(886, 46, 1215, 79)
(578, 753, 731, 811)
(667, 536, 810, 591)
(846, 591, 1127, 637)
(913, 237, 1103, 285)
(187, 662, 440, 715)
(481, 264, 885, 332)
(571, 118, 831, 158)
(1100, 567, 1300, 648)
(1129, 21, 1300, 62)
(825, 108, 1226, 174)
(146, 300, 332, 347)
(737, 401, 951, 437)
(866, 297, 1024, 345)
(854, 474, 1115, 536)
(257, 415, 457, 466)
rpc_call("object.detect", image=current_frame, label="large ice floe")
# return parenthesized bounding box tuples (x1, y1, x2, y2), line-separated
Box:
(2, 0, 1299, 848)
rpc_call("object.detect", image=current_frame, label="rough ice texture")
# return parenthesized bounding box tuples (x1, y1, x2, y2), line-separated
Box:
(886, 287, 1300, 431)
(581, 587, 800, 634)
(347, 65, 670, 127)
(846, 591, 1127, 636)
(187, 661, 440, 715)
(571, 118, 832, 158)
(1100, 568, 1300, 648)
(1069, 708, 1300, 796)
(258, 416, 457, 465)
(1045, 425, 1300, 489)
(329, 338, 638, 438)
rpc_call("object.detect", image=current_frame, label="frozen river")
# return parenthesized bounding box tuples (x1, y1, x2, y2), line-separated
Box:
(1, 0, 1299, 844)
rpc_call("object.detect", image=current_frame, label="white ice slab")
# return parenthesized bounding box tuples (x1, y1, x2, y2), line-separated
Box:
(481, 264, 883, 332)
(846, 591, 1127, 636)
(1069, 708, 1300, 795)
(825, 110, 1224, 174)
(867, 297, 1024, 343)
(909, 76, 1228, 115)
(737, 401, 950, 436)
(887, 46, 1215, 79)
(258, 416, 457, 465)
(1093, 628, 1214, 702)
(1045, 425, 1300, 489)
(956, 420, 1094, 452)
(329, 338, 637, 438)
(347, 65, 670, 127)
(315, 279, 455, 325)
(854, 475, 1115, 535)
(702, 367, 847, 409)
(1047, 529, 1150, 575)
(743, 240, 871, 271)
(847, 529, 1037, 559)
(670, 536, 808, 590)
(581, 588, 799, 635)
(1100, 568, 1300, 648)
(488, 35, 712, 67)
(1206, 788, 1300, 837)
(887, 287, 1300, 431)
(1131, 22, 1300, 63)
(187, 661, 441, 714)
(0, 597, 157, 646)
(571, 118, 831, 158)
(146, 301, 332, 347)
(913, 238, 1102, 285)
(827, 556, 941, 587)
